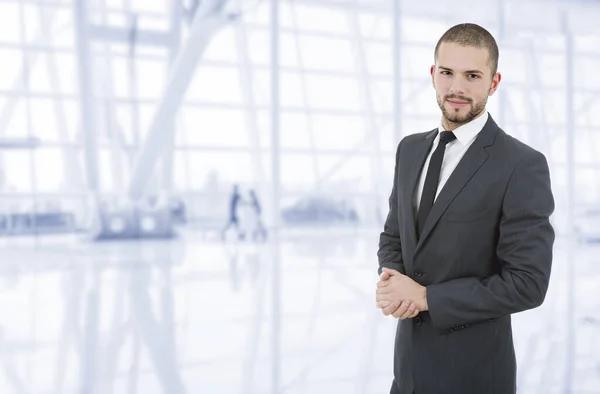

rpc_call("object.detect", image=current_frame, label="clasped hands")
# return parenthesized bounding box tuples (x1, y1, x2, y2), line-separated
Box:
(376, 267, 428, 319)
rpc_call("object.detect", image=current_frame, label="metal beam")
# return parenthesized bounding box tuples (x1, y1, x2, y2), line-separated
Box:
(348, 2, 384, 228)
(88, 25, 172, 46)
(289, 2, 321, 189)
(74, 0, 100, 192)
(269, 1, 281, 393)
(39, 5, 86, 191)
(159, 0, 184, 195)
(563, 11, 575, 394)
(127, 4, 230, 201)
(393, 0, 402, 143)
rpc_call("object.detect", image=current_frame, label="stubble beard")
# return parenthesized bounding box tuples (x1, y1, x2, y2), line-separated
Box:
(437, 93, 488, 128)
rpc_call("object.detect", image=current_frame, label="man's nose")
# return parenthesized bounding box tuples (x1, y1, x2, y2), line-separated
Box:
(449, 80, 466, 96)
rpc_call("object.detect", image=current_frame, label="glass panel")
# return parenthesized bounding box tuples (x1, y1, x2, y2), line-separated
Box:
(187, 151, 254, 187)
(500, 48, 527, 85)
(311, 114, 368, 151)
(33, 148, 66, 192)
(112, 103, 135, 145)
(107, 55, 132, 98)
(173, 151, 190, 191)
(180, 107, 248, 147)
(318, 154, 374, 191)
(187, 66, 243, 103)
(1, 151, 33, 193)
(54, 53, 78, 94)
(281, 154, 317, 190)
(365, 43, 392, 76)
(63, 99, 80, 143)
(292, 3, 351, 34)
(245, 29, 270, 66)
(0, 2, 21, 44)
(536, 53, 565, 88)
(299, 36, 355, 73)
(401, 46, 433, 79)
(281, 112, 311, 149)
(0, 48, 23, 91)
(280, 72, 305, 107)
(28, 52, 52, 93)
(98, 148, 130, 193)
(2, 99, 28, 139)
(402, 17, 447, 44)
(51, 8, 76, 49)
(575, 167, 600, 204)
(204, 28, 239, 63)
(138, 103, 158, 140)
(30, 98, 60, 142)
(397, 80, 437, 117)
(305, 74, 361, 111)
(280, 33, 300, 68)
(135, 58, 167, 99)
(359, 13, 392, 40)
(575, 56, 600, 90)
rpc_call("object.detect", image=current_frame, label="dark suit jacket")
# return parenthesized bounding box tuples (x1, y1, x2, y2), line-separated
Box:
(377, 114, 555, 394)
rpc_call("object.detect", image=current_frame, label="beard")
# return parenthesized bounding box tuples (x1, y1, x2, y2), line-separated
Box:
(437, 93, 487, 126)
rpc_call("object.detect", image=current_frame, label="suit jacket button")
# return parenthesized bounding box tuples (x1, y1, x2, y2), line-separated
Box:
(414, 270, 423, 277)
(414, 317, 422, 325)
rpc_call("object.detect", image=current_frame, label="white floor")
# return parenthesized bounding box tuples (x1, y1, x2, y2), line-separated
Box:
(0, 228, 598, 394)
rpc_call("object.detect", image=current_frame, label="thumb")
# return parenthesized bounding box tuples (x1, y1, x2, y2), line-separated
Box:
(379, 271, 390, 281)
(382, 267, 400, 276)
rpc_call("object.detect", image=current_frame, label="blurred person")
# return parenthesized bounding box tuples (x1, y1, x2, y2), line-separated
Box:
(248, 189, 268, 242)
(375, 23, 555, 394)
(222, 183, 244, 241)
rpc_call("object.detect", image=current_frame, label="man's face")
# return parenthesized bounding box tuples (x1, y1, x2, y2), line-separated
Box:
(431, 42, 501, 127)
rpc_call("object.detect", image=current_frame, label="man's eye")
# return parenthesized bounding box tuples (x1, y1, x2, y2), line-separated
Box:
(468, 74, 480, 79)
(441, 71, 451, 75)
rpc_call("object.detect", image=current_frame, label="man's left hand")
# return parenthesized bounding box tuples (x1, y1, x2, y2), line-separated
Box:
(376, 267, 428, 315)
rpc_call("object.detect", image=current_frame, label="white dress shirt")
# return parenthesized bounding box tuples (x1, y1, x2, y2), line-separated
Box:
(414, 110, 489, 213)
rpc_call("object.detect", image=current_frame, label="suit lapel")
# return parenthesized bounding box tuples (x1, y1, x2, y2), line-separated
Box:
(414, 115, 499, 254)
(402, 129, 437, 257)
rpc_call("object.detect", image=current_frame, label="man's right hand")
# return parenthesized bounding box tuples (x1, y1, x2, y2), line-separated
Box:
(376, 271, 420, 319)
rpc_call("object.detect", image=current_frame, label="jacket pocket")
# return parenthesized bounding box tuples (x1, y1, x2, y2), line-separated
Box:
(444, 208, 492, 222)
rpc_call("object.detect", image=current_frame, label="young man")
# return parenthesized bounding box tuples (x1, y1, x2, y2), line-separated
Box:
(375, 23, 555, 394)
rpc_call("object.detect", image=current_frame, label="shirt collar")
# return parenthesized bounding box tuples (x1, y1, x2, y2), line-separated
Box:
(437, 110, 489, 145)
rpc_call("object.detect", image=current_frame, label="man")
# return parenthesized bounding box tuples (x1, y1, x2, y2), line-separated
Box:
(375, 23, 555, 394)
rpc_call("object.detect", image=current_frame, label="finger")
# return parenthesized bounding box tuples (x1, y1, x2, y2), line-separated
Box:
(376, 293, 391, 303)
(379, 272, 390, 281)
(382, 302, 398, 316)
(376, 300, 391, 308)
(391, 300, 410, 318)
(376, 287, 391, 296)
(382, 300, 402, 316)
(376, 280, 389, 288)
(381, 267, 400, 276)
(399, 303, 418, 319)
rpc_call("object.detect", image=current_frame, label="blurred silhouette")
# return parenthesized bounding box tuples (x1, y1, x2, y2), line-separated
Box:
(222, 183, 243, 241)
(247, 189, 267, 242)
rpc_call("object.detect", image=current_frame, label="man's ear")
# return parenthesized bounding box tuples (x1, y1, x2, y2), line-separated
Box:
(488, 72, 502, 96)
(430, 65, 436, 88)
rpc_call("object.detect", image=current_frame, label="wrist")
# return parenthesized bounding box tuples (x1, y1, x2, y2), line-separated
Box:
(421, 286, 429, 311)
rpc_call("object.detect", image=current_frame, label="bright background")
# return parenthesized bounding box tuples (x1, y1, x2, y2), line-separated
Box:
(0, 0, 598, 393)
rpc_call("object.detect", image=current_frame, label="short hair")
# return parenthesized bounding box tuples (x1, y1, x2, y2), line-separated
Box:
(434, 23, 499, 75)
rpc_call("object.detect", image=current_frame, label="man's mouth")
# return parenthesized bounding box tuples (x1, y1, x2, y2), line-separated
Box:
(446, 98, 469, 107)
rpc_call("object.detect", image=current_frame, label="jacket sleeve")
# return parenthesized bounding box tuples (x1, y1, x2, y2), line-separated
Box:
(377, 140, 406, 276)
(426, 150, 555, 332)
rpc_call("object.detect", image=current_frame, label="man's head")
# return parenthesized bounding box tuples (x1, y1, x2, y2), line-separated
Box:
(431, 23, 501, 130)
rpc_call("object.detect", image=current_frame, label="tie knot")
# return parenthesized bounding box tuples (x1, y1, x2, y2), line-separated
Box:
(439, 131, 457, 145)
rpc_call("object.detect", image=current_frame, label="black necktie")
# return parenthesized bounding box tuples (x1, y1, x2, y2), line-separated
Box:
(416, 131, 457, 237)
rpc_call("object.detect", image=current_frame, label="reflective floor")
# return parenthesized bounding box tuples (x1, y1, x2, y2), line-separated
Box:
(0, 229, 598, 394)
